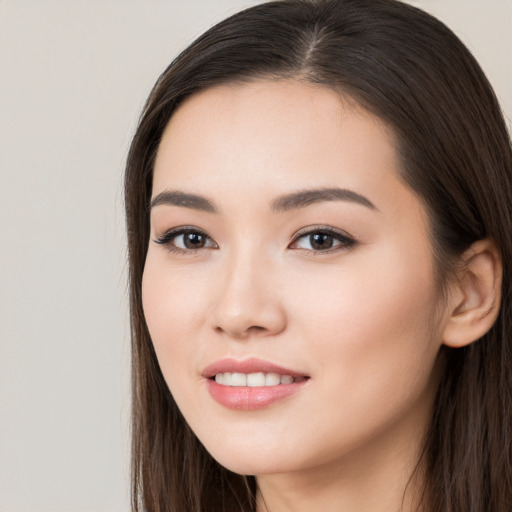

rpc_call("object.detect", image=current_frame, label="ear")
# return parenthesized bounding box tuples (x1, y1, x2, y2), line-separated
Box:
(442, 239, 502, 348)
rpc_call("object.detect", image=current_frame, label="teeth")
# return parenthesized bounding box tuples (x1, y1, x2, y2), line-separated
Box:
(213, 372, 296, 387)
(231, 372, 247, 386)
(247, 372, 265, 387)
(265, 372, 281, 386)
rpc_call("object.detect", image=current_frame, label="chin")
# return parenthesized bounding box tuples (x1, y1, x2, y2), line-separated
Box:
(202, 438, 297, 476)
(213, 455, 287, 477)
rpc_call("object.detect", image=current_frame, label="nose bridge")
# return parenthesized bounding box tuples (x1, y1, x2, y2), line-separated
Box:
(213, 242, 285, 338)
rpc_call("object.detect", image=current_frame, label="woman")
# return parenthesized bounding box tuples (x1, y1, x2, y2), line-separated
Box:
(124, 0, 512, 510)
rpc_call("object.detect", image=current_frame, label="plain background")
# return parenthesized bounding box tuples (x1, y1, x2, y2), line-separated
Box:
(0, 1, 510, 511)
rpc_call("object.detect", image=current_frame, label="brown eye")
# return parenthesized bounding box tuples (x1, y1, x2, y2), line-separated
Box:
(183, 232, 207, 249)
(154, 228, 217, 252)
(309, 233, 334, 250)
(290, 228, 356, 252)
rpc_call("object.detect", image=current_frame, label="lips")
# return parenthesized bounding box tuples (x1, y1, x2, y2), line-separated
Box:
(202, 358, 310, 410)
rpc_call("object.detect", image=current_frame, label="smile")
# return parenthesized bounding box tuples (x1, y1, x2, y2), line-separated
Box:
(203, 358, 310, 410)
(213, 372, 303, 387)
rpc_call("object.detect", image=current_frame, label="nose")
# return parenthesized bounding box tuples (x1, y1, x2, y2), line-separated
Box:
(212, 251, 287, 340)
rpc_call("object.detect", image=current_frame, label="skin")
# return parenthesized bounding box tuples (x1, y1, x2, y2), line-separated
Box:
(142, 80, 455, 511)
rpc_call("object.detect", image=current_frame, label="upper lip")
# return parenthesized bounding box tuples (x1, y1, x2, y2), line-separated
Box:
(202, 357, 309, 379)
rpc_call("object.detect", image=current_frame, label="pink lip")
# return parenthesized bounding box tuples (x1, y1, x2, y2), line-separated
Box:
(202, 358, 309, 411)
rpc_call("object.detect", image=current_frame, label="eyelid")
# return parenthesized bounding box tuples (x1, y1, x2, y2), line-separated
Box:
(289, 225, 357, 252)
(153, 225, 218, 252)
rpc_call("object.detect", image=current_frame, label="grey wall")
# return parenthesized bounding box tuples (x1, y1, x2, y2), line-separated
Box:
(1, 1, 510, 510)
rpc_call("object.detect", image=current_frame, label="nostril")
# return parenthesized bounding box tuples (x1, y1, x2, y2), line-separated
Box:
(214, 324, 267, 338)
(212, 297, 287, 339)
(248, 325, 266, 333)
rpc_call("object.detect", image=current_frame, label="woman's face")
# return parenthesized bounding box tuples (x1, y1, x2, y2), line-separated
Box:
(142, 80, 448, 477)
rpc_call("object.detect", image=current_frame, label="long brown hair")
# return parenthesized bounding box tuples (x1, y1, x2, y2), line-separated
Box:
(124, 1, 512, 510)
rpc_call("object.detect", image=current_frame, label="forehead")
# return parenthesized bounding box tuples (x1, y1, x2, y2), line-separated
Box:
(153, 80, 402, 198)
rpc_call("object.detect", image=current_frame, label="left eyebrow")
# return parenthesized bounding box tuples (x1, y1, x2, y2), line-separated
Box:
(271, 187, 378, 212)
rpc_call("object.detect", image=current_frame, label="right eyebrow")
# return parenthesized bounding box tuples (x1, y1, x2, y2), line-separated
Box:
(149, 190, 218, 214)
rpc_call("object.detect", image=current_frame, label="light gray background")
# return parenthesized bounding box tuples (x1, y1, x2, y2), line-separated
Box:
(1, 1, 510, 511)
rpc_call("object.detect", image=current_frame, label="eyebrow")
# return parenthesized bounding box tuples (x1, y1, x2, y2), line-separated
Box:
(150, 190, 218, 213)
(271, 187, 377, 212)
(149, 186, 377, 214)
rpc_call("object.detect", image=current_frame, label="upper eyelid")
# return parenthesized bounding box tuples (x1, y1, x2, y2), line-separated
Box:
(290, 225, 355, 240)
(154, 225, 208, 237)
(289, 226, 357, 251)
(153, 225, 353, 237)
(154, 226, 215, 245)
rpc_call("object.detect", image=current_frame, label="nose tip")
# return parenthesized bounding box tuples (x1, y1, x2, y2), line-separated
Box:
(212, 262, 287, 340)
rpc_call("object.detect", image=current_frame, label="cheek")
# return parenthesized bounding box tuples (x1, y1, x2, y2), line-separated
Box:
(289, 246, 441, 398)
(141, 255, 206, 380)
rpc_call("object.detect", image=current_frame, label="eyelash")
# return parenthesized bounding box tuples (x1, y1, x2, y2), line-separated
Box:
(154, 226, 217, 254)
(289, 225, 357, 253)
(154, 225, 357, 254)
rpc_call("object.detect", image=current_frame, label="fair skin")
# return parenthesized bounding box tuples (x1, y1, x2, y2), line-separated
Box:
(142, 80, 501, 512)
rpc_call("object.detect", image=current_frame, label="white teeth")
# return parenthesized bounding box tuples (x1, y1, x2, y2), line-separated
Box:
(265, 372, 281, 386)
(247, 372, 265, 387)
(231, 372, 247, 386)
(213, 372, 298, 387)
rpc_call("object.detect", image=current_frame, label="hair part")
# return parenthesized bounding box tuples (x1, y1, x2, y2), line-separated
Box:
(125, 1, 512, 510)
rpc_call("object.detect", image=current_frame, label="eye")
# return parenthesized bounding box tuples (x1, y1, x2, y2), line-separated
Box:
(289, 227, 356, 252)
(154, 227, 217, 252)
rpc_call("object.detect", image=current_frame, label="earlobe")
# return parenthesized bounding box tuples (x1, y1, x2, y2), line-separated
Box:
(442, 239, 502, 348)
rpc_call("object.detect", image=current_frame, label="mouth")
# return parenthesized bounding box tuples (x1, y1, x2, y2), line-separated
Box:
(211, 372, 308, 387)
(202, 358, 310, 410)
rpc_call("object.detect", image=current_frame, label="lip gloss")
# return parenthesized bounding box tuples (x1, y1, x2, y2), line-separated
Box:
(206, 378, 307, 410)
(202, 358, 309, 410)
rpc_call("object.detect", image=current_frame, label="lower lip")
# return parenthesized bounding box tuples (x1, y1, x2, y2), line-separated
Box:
(206, 379, 308, 410)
